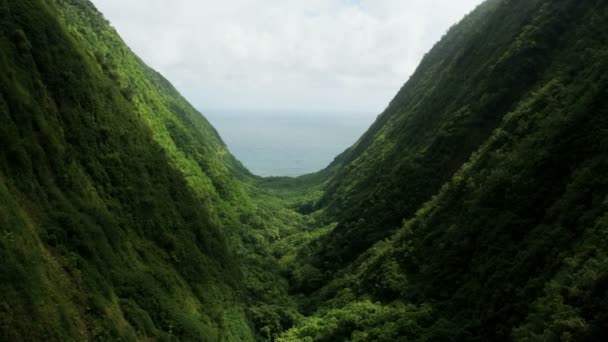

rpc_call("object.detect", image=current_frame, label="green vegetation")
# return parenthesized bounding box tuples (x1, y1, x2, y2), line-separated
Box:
(0, 0, 299, 339)
(280, 0, 608, 340)
(2, 0, 608, 340)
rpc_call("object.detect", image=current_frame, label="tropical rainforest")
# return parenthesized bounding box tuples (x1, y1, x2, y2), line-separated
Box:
(1, 0, 608, 340)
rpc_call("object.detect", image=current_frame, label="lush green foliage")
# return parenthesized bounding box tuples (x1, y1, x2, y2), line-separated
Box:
(0, 0, 302, 340)
(306, 0, 603, 275)
(281, 0, 608, 340)
(2, 0, 608, 341)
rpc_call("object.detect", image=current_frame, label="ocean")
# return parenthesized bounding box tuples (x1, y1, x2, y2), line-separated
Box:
(204, 111, 375, 177)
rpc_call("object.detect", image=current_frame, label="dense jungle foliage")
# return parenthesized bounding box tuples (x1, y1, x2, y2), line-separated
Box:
(1, 0, 608, 341)
(0, 0, 305, 340)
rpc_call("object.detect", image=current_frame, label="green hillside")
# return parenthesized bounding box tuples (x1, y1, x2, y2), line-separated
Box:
(304, 0, 605, 277)
(281, 0, 608, 340)
(0, 0, 301, 340)
(2, 0, 608, 341)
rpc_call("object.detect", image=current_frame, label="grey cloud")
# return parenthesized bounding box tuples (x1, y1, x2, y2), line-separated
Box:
(91, 0, 484, 114)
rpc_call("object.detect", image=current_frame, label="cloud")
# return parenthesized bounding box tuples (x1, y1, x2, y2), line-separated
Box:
(91, 0, 484, 114)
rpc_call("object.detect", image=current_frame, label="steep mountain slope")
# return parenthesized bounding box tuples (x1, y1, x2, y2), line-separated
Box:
(0, 0, 303, 340)
(3, 0, 608, 341)
(281, 0, 608, 340)
(295, 0, 608, 289)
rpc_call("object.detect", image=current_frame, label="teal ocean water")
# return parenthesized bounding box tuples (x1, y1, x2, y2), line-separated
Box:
(205, 111, 375, 177)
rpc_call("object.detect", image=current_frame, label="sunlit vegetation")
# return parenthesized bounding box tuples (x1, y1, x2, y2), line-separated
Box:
(1, 0, 608, 340)
(0, 0, 302, 339)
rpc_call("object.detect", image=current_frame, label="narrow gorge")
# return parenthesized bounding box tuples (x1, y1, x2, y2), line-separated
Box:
(1, 0, 608, 340)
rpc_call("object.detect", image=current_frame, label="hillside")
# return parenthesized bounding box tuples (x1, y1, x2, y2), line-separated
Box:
(302, 0, 604, 277)
(281, 0, 608, 340)
(0, 0, 302, 340)
(2, 0, 608, 341)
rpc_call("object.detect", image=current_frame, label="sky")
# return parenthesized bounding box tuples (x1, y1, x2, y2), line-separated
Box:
(91, 0, 484, 115)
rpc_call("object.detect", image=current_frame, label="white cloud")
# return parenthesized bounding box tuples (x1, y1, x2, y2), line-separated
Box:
(91, 0, 484, 114)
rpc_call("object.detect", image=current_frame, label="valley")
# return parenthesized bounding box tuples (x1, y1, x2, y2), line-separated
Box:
(1, 0, 608, 341)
